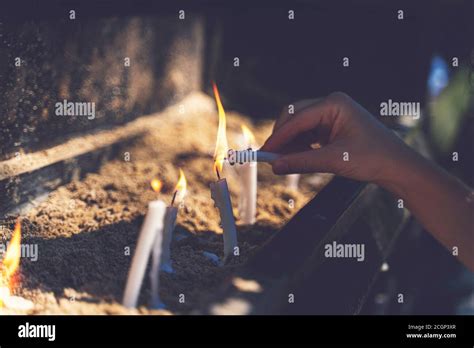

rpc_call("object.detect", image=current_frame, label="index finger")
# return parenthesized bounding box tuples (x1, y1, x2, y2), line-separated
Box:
(273, 98, 323, 132)
(261, 98, 334, 153)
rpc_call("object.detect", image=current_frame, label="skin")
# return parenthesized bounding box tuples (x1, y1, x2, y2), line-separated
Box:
(261, 92, 474, 271)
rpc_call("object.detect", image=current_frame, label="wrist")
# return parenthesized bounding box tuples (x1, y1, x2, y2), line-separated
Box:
(374, 144, 427, 200)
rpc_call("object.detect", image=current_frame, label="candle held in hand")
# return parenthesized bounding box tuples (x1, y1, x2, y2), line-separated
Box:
(256, 150, 280, 162)
(227, 149, 280, 164)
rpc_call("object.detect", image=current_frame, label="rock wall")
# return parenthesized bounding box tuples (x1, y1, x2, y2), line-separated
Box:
(0, 12, 204, 160)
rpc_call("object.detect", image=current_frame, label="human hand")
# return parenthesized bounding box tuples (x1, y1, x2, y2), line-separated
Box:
(262, 92, 474, 271)
(261, 92, 414, 186)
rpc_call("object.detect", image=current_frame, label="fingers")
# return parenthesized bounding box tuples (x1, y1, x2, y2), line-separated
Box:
(272, 147, 335, 175)
(273, 98, 323, 132)
(261, 98, 335, 153)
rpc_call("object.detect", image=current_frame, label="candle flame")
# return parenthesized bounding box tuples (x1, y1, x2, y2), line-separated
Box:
(212, 82, 228, 175)
(3, 219, 21, 281)
(241, 124, 256, 148)
(150, 179, 163, 193)
(173, 169, 187, 205)
(0, 218, 22, 308)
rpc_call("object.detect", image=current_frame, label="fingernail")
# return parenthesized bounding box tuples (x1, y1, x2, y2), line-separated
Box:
(273, 160, 288, 175)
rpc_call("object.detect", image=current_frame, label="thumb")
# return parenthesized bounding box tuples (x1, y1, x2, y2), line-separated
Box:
(272, 148, 334, 175)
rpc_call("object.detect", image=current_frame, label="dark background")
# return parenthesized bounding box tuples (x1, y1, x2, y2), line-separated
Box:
(205, 0, 472, 116)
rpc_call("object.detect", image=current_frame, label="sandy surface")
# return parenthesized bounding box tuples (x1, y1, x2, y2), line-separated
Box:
(0, 94, 331, 314)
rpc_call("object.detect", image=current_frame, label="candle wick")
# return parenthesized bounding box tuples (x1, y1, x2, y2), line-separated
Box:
(216, 166, 221, 180)
(171, 190, 178, 206)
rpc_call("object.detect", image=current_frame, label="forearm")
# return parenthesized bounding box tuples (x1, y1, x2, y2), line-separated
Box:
(379, 147, 474, 271)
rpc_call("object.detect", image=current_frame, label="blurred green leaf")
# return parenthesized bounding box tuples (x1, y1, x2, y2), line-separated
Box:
(429, 67, 472, 155)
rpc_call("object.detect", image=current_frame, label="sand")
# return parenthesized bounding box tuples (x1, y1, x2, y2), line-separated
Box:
(0, 95, 331, 314)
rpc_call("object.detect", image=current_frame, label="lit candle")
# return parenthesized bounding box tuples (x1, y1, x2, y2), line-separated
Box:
(210, 173, 238, 261)
(0, 218, 34, 311)
(148, 171, 187, 308)
(236, 125, 257, 225)
(122, 187, 166, 308)
(210, 82, 238, 261)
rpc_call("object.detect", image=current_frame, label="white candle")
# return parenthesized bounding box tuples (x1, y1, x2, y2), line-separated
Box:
(149, 205, 176, 309)
(211, 82, 238, 261)
(286, 174, 300, 190)
(156, 169, 186, 274)
(210, 178, 238, 260)
(237, 161, 257, 224)
(227, 149, 280, 164)
(123, 200, 166, 308)
(158, 206, 178, 273)
(149, 209, 165, 309)
(236, 125, 257, 225)
(149, 170, 186, 307)
(256, 150, 280, 162)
